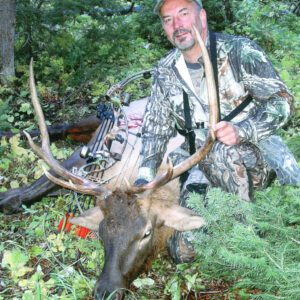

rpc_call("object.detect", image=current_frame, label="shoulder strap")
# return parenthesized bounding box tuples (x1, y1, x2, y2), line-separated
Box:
(183, 90, 196, 154)
(222, 95, 253, 122)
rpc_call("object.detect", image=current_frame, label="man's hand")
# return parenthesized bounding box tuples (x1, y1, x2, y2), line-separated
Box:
(213, 121, 240, 145)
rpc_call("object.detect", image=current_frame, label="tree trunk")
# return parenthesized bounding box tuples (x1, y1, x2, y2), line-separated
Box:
(222, 0, 234, 23)
(0, 0, 16, 83)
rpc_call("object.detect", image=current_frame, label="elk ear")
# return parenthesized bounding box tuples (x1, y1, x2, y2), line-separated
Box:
(69, 206, 104, 231)
(157, 205, 205, 231)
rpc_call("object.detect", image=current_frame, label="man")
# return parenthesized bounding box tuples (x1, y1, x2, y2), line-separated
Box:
(134, 0, 300, 263)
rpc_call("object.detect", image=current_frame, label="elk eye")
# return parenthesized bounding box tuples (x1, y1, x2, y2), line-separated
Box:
(143, 229, 152, 239)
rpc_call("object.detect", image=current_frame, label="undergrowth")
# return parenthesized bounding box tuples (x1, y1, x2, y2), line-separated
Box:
(188, 184, 300, 299)
(0, 135, 74, 191)
(1, 135, 300, 299)
(0, 195, 103, 300)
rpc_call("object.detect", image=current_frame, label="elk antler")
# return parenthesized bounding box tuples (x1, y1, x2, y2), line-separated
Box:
(24, 58, 109, 196)
(131, 27, 219, 193)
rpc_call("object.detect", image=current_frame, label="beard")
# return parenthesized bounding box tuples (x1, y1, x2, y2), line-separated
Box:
(172, 28, 196, 51)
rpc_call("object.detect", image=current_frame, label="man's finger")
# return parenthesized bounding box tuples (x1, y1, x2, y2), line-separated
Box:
(213, 121, 228, 131)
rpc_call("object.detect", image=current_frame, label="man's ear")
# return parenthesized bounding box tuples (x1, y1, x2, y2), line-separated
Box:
(199, 8, 207, 36)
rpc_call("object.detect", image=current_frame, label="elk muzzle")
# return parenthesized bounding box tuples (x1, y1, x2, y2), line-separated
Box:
(94, 271, 126, 300)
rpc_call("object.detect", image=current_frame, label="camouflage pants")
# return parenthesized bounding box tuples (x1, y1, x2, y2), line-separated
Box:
(169, 137, 273, 199)
(167, 138, 273, 263)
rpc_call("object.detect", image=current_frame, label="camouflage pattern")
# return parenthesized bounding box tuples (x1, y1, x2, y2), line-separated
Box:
(137, 32, 298, 195)
(169, 133, 274, 201)
(137, 31, 299, 263)
(259, 135, 300, 185)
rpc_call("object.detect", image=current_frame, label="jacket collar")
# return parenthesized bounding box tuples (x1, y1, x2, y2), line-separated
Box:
(175, 53, 197, 95)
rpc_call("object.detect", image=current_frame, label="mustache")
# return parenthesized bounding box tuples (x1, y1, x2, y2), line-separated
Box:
(173, 28, 192, 39)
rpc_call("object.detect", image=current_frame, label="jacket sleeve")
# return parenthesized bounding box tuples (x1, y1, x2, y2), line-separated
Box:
(137, 68, 176, 182)
(230, 38, 294, 144)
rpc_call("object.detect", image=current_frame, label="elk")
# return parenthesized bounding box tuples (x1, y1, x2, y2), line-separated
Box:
(25, 27, 218, 300)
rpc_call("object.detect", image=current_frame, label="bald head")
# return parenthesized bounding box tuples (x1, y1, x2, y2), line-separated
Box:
(154, 0, 203, 15)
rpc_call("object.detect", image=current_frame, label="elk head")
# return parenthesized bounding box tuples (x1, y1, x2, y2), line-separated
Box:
(25, 27, 218, 300)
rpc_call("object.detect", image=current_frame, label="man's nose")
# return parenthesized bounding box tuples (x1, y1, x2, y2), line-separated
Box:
(173, 16, 183, 30)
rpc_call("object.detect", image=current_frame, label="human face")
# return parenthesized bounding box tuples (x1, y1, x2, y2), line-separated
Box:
(160, 0, 205, 52)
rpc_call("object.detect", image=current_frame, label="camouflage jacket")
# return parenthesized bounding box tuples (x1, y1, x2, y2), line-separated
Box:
(137, 32, 294, 182)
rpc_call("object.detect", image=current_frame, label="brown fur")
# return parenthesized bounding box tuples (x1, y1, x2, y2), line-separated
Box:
(137, 180, 180, 272)
(96, 178, 180, 277)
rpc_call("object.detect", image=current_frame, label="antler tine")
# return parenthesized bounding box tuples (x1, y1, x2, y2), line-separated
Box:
(41, 166, 105, 196)
(134, 27, 219, 192)
(170, 135, 214, 179)
(193, 26, 219, 134)
(25, 58, 108, 195)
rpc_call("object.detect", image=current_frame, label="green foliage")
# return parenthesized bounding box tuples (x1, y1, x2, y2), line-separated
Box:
(0, 100, 13, 131)
(0, 197, 102, 299)
(188, 186, 300, 298)
(285, 134, 300, 160)
(1, 249, 32, 282)
(19, 265, 56, 300)
(0, 1, 171, 132)
(0, 135, 37, 190)
(132, 277, 155, 289)
(15, 1, 166, 90)
(164, 262, 205, 300)
(0, 80, 38, 132)
(0, 0, 298, 133)
(0, 134, 73, 191)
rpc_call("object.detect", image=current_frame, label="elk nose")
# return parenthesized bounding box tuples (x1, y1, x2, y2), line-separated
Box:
(94, 288, 125, 300)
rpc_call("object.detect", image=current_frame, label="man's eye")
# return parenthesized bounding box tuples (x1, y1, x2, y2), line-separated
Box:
(180, 11, 189, 17)
(163, 18, 171, 24)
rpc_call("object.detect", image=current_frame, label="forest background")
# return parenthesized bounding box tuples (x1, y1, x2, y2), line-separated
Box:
(0, 0, 299, 299)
